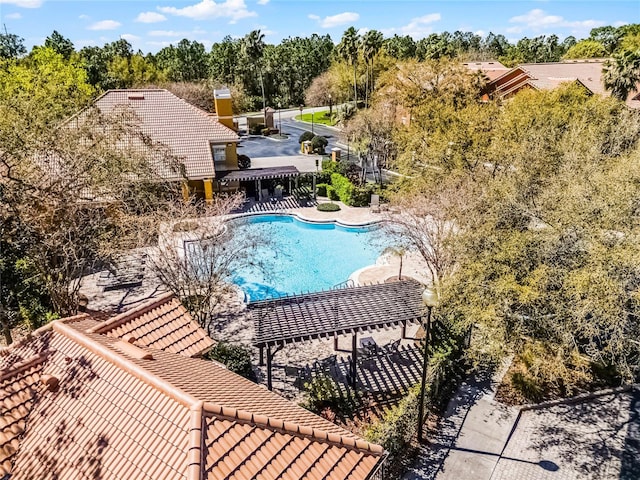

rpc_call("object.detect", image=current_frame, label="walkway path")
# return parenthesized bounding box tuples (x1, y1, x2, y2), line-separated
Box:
(404, 364, 639, 480)
(403, 361, 518, 480)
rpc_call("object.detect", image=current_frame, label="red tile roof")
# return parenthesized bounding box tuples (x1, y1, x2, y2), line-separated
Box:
(488, 60, 640, 108)
(87, 292, 214, 358)
(0, 314, 384, 479)
(93, 89, 239, 181)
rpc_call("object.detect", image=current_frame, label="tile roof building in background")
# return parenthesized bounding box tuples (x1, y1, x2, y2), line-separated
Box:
(0, 300, 385, 479)
(93, 88, 240, 202)
(486, 59, 640, 108)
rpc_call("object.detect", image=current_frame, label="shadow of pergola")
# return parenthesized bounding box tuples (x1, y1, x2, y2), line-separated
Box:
(268, 344, 423, 413)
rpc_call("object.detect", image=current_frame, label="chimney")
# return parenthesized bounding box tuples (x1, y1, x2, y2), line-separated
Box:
(213, 89, 234, 130)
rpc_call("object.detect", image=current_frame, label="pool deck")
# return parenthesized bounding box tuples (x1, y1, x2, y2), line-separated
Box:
(78, 202, 431, 313)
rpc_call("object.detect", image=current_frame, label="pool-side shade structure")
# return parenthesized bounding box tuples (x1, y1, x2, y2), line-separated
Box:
(249, 280, 427, 390)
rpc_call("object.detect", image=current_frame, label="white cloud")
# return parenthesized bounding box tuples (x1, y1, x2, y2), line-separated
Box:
(613, 20, 628, 27)
(159, 0, 256, 22)
(508, 9, 605, 34)
(357, 27, 370, 36)
(121, 34, 140, 42)
(135, 11, 167, 23)
(383, 13, 441, 39)
(78, 14, 89, 20)
(146, 40, 173, 48)
(308, 14, 320, 21)
(5, 12, 22, 19)
(88, 20, 122, 31)
(0, 0, 42, 8)
(257, 0, 269, 4)
(149, 30, 189, 37)
(315, 12, 359, 29)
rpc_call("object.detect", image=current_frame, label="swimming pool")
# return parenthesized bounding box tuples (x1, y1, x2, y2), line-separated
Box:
(229, 214, 387, 302)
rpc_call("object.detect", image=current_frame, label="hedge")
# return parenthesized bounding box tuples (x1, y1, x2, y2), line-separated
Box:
(327, 185, 339, 201)
(311, 135, 328, 154)
(316, 183, 328, 197)
(298, 131, 314, 144)
(317, 202, 340, 212)
(331, 173, 354, 205)
(206, 342, 254, 380)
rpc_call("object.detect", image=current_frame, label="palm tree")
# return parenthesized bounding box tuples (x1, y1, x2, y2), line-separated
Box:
(242, 30, 266, 113)
(603, 49, 640, 102)
(337, 27, 360, 109)
(361, 30, 384, 106)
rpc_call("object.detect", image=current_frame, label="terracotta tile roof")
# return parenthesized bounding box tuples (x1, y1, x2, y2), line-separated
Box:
(0, 314, 384, 479)
(488, 60, 640, 108)
(87, 293, 215, 358)
(0, 356, 46, 476)
(93, 89, 239, 181)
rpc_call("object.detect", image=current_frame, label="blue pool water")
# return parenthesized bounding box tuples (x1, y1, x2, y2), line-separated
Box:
(229, 214, 387, 302)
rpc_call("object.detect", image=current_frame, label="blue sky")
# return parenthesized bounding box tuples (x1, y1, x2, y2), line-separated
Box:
(1, 0, 638, 54)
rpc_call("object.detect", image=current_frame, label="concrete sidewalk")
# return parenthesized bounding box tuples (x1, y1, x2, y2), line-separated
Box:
(403, 361, 518, 480)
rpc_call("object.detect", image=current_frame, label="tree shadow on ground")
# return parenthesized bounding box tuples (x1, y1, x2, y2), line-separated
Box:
(528, 388, 639, 479)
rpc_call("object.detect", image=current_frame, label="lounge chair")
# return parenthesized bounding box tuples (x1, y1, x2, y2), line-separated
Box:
(369, 194, 381, 213)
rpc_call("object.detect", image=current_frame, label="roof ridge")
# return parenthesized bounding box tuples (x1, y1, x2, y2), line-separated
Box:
(53, 320, 199, 408)
(202, 402, 384, 456)
(87, 292, 177, 334)
(0, 352, 49, 383)
(0, 315, 89, 355)
(169, 91, 239, 139)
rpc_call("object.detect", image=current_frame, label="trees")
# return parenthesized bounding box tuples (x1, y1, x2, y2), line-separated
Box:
(336, 27, 360, 109)
(603, 49, 640, 102)
(242, 30, 267, 112)
(361, 30, 383, 107)
(156, 39, 208, 82)
(0, 32, 26, 59)
(563, 40, 607, 59)
(44, 30, 74, 60)
(0, 48, 183, 326)
(390, 82, 640, 394)
(147, 198, 270, 329)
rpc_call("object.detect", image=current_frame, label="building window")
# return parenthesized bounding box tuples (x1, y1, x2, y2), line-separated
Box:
(212, 145, 226, 164)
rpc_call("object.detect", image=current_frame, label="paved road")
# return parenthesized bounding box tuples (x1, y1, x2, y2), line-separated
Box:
(237, 117, 341, 159)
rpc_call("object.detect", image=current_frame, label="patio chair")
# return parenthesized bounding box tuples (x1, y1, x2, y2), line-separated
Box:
(369, 194, 381, 213)
(382, 339, 401, 356)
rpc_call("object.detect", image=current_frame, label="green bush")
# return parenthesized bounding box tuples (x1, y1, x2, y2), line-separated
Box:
(331, 173, 354, 205)
(302, 373, 358, 416)
(206, 342, 254, 380)
(321, 160, 347, 176)
(311, 135, 328, 154)
(249, 123, 265, 135)
(298, 131, 314, 144)
(237, 154, 251, 169)
(317, 202, 340, 212)
(326, 185, 340, 201)
(316, 183, 328, 197)
(365, 384, 420, 459)
(351, 185, 375, 207)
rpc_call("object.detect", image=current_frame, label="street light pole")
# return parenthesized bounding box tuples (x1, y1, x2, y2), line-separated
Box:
(277, 102, 282, 135)
(311, 111, 314, 135)
(418, 288, 439, 443)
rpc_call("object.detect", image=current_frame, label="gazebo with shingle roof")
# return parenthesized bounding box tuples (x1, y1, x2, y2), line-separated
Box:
(249, 280, 427, 390)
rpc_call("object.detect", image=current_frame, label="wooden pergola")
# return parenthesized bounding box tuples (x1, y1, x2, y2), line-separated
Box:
(250, 280, 427, 390)
(216, 166, 302, 198)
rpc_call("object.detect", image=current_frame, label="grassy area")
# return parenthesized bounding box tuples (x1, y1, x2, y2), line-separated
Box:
(296, 111, 337, 126)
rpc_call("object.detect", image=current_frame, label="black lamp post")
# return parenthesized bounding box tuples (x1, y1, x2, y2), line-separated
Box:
(328, 93, 333, 120)
(311, 111, 314, 134)
(418, 288, 439, 443)
(277, 101, 282, 135)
